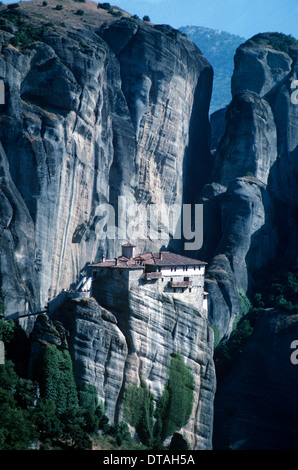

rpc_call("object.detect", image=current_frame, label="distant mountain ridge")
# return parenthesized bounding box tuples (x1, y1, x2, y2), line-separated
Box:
(179, 25, 246, 114)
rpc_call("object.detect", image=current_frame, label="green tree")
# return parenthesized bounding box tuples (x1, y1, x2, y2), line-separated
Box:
(36, 344, 79, 416)
(78, 383, 102, 432)
(124, 354, 194, 448)
(0, 301, 5, 317)
(0, 361, 37, 450)
(32, 398, 62, 441)
(238, 287, 252, 316)
(107, 421, 131, 446)
(7, 3, 20, 8)
(124, 380, 155, 447)
(15, 378, 37, 409)
(155, 353, 194, 441)
(0, 318, 14, 344)
(63, 423, 92, 450)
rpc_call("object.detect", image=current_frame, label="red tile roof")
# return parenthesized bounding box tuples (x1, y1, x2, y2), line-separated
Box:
(139, 252, 207, 267)
(90, 251, 206, 269)
(89, 256, 143, 270)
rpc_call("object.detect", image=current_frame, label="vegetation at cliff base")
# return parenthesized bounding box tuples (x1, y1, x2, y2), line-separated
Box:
(0, 360, 37, 450)
(0, 316, 150, 450)
(214, 310, 257, 385)
(124, 353, 194, 449)
(252, 258, 298, 313)
(124, 379, 155, 447)
(214, 259, 298, 385)
(35, 344, 79, 416)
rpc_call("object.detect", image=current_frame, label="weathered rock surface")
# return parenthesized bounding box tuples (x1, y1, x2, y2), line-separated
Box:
(196, 34, 298, 341)
(193, 176, 278, 339)
(231, 43, 293, 98)
(212, 91, 277, 186)
(217, 177, 278, 293)
(209, 106, 227, 153)
(213, 309, 298, 449)
(0, 140, 38, 316)
(49, 292, 216, 450)
(0, 1, 212, 317)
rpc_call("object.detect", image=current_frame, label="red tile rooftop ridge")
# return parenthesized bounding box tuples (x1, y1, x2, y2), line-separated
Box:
(90, 251, 207, 269)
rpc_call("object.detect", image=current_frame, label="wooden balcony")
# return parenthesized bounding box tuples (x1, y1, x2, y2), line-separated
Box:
(144, 271, 162, 280)
(168, 280, 192, 288)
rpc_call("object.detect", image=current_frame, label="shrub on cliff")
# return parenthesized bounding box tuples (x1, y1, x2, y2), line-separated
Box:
(243, 32, 298, 54)
(7, 3, 19, 9)
(0, 360, 37, 449)
(5, 14, 47, 49)
(253, 258, 298, 313)
(214, 309, 258, 385)
(124, 353, 194, 448)
(124, 379, 155, 447)
(36, 344, 78, 416)
(155, 353, 194, 442)
(0, 318, 14, 344)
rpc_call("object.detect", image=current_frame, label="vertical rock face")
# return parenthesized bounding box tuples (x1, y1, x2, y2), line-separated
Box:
(231, 44, 293, 98)
(196, 34, 298, 340)
(213, 309, 298, 449)
(0, 141, 38, 316)
(212, 91, 277, 186)
(0, 5, 212, 316)
(100, 21, 213, 206)
(0, 3, 216, 452)
(49, 291, 216, 450)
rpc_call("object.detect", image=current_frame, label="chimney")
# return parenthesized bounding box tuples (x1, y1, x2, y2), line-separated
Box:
(115, 258, 118, 266)
(102, 254, 106, 263)
(122, 243, 136, 259)
(160, 252, 163, 260)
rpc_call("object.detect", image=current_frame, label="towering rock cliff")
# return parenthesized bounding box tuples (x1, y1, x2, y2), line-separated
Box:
(0, 0, 212, 316)
(213, 308, 298, 450)
(31, 291, 216, 450)
(205, 33, 298, 450)
(196, 33, 298, 340)
(0, 1, 216, 450)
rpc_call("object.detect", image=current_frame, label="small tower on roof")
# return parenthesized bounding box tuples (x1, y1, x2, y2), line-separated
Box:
(121, 243, 136, 259)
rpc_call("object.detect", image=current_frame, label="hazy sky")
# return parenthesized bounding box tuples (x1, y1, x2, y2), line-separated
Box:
(111, 0, 298, 39)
